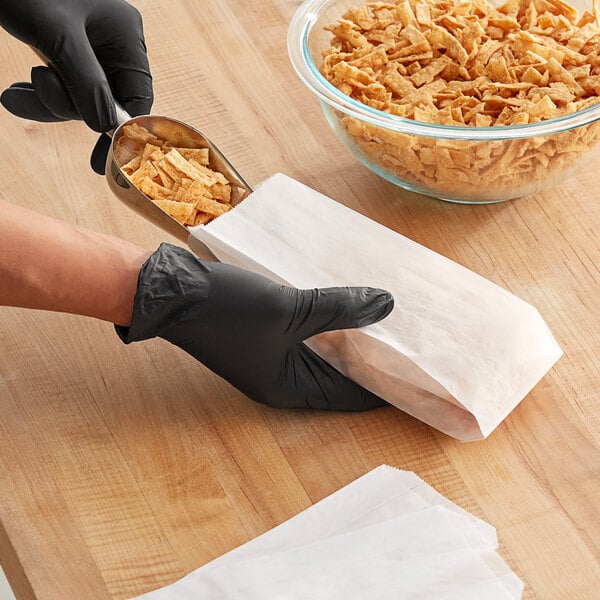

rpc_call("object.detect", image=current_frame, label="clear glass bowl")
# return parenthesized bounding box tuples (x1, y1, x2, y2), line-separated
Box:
(287, 0, 600, 203)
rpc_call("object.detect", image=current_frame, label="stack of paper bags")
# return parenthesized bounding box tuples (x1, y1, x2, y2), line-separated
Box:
(132, 466, 523, 599)
(188, 174, 562, 441)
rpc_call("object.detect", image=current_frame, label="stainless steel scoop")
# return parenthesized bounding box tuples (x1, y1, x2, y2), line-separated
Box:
(28, 48, 251, 251)
(105, 111, 253, 246)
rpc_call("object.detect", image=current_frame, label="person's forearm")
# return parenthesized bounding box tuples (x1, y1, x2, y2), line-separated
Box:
(0, 199, 151, 326)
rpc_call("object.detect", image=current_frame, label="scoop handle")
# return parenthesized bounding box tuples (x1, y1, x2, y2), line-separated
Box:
(112, 103, 132, 129)
(30, 46, 131, 133)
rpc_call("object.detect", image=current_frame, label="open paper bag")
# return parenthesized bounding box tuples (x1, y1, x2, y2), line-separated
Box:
(188, 174, 562, 441)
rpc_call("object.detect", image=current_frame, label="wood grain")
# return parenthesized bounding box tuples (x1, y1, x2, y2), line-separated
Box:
(0, 1, 599, 598)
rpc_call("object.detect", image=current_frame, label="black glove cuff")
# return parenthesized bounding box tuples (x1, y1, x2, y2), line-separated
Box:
(115, 243, 211, 343)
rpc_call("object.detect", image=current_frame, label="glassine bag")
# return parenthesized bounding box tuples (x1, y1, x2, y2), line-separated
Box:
(188, 174, 562, 441)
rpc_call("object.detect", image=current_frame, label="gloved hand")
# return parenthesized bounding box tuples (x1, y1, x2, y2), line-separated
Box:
(0, 0, 153, 174)
(116, 244, 394, 411)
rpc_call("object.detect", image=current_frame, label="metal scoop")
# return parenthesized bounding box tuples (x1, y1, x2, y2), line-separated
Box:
(27, 48, 251, 252)
(105, 110, 253, 248)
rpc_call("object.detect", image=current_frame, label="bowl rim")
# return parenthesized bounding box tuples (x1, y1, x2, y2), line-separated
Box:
(287, 0, 600, 140)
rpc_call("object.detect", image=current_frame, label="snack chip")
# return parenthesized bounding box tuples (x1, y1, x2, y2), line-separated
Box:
(320, 0, 600, 199)
(117, 123, 233, 226)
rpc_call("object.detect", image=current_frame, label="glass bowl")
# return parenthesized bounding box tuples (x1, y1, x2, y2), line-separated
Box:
(287, 0, 600, 203)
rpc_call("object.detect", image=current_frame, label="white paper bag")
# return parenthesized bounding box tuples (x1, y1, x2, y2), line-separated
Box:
(188, 174, 562, 440)
(131, 466, 523, 600)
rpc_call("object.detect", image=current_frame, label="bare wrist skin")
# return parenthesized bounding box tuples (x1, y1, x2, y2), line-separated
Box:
(0, 198, 151, 326)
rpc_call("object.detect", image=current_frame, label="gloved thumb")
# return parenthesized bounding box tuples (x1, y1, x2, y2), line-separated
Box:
(290, 286, 394, 342)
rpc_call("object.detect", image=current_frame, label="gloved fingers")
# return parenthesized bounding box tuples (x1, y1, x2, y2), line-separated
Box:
(89, 3, 153, 118)
(289, 287, 394, 342)
(1, 67, 82, 122)
(109, 68, 153, 118)
(97, 45, 153, 118)
(45, 28, 116, 132)
(1, 75, 114, 175)
(269, 343, 388, 411)
(31, 66, 80, 120)
(0, 83, 69, 122)
(90, 134, 112, 175)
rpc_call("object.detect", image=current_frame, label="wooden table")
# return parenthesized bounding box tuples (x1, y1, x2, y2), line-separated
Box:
(0, 1, 599, 598)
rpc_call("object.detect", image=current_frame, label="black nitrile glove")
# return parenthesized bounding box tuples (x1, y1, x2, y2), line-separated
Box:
(0, 0, 153, 174)
(116, 244, 394, 411)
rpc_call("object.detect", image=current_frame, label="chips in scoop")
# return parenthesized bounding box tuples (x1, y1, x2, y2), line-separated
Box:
(118, 123, 233, 226)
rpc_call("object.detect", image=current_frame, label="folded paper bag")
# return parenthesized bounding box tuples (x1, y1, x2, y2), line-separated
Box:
(188, 174, 562, 441)
(130, 465, 522, 600)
